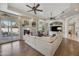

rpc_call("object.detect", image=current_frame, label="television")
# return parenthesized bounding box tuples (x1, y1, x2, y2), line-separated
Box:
(51, 26, 62, 32)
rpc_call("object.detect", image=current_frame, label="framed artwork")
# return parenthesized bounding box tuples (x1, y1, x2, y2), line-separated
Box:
(24, 20, 29, 25)
(22, 20, 29, 26)
(32, 21, 36, 27)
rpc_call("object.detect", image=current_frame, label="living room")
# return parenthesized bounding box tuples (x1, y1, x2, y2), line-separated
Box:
(0, 3, 79, 56)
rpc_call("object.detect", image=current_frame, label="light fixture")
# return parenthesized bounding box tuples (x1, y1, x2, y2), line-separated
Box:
(57, 27, 62, 30)
(26, 28, 30, 30)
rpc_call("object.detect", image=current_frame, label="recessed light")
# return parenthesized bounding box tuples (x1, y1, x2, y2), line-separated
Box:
(74, 8, 78, 11)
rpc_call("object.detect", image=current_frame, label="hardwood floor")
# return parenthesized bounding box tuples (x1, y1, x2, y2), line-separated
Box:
(0, 39, 79, 56)
(0, 40, 43, 56)
(55, 39, 79, 56)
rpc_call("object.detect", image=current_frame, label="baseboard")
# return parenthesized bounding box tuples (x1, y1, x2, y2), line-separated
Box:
(0, 40, 19, 45)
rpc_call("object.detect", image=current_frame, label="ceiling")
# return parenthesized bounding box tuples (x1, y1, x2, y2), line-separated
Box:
(8, 3, 71, 19)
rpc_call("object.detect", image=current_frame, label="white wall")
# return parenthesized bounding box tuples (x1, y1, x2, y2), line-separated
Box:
(74, 19, 79, 39)
(64, 14, 79, 39)
(63, 19, 68, 38)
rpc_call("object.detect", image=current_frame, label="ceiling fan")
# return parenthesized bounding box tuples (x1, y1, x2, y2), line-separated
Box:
(49, 10, 65, 20)
(26, 3, 43, 14)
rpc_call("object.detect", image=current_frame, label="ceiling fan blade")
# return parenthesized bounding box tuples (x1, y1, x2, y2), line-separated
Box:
(34, 10, 37, 14)
(36, 9, 43, 12)
(27, 10, 33, 12)
(36, 4, 40, 8)
(26, 5, 32, 9)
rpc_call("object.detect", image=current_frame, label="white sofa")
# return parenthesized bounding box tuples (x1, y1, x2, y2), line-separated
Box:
(23, 33, 62, 56)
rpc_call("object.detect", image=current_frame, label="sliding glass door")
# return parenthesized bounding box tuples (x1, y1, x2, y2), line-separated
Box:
(0, 11, 20, 44)
(0, 19, 19, 40)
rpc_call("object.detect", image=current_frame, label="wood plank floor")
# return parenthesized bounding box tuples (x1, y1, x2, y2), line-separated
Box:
(55, 39, 79, 56)
(0, 40, 43, 56)
(0, 39, 79, 56)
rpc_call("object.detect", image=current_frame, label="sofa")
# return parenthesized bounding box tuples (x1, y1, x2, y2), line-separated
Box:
(23, 32, 62, 56)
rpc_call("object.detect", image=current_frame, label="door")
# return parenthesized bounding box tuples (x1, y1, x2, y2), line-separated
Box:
(0, 16, 19, 44)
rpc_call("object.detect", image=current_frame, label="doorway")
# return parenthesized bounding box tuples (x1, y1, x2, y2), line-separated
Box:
(68, 24, 76, 40)
(0, 11, 20, 44)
